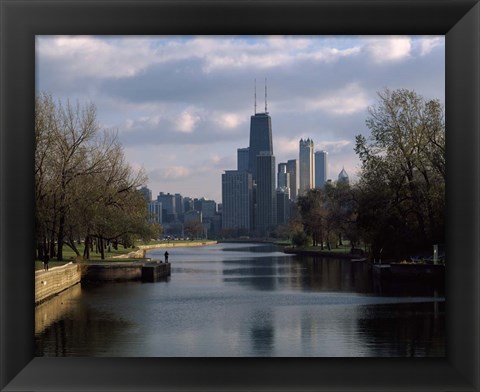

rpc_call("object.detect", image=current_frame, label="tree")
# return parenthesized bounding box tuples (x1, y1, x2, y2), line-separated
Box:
(35, 93, 152, 261)
(184, 221, 204, 239)
(297, 189, 327, 248)
(354, 88, 445, 259)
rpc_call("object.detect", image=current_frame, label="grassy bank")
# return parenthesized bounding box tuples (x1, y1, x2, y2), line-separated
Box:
(34, 239, 217, 270)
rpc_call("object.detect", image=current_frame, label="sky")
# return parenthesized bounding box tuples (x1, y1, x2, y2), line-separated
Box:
(36, 35, 445, 203)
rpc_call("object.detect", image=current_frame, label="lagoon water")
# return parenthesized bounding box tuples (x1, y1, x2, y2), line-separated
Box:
(35, 243, 445, 357)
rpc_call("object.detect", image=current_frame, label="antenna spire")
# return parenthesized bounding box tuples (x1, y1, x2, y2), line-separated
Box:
(265, 77, 268, 113)
(254, 79, 257, 114)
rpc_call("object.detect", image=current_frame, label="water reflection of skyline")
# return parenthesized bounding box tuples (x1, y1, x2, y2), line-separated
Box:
(35, 243, 445, 357)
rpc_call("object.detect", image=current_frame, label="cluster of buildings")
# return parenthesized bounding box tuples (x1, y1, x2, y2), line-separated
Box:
(140, 84, 350, 240)
(139, 188, 221, 238)
(221, 85, 350, 238)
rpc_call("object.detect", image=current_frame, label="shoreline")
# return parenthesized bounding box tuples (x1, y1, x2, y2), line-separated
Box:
(114, 240, 218, 259)
(283, 246, 360, 259)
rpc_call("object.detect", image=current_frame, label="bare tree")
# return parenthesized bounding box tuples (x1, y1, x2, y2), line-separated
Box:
(35, 94, 153, 261)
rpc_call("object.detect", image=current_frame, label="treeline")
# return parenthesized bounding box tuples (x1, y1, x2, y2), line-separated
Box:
(294, 89, 445, 260)
(35, 93, 160, 261)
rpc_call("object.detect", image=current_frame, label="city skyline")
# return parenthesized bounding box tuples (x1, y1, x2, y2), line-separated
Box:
(36, 35, 445, 202)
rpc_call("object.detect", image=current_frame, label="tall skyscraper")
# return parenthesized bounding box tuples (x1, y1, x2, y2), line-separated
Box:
(222, 170, 253, 231)
(286, 159, 298, 200)
(299, 138, 315, 195)
(201, 199, 217, 219)
(277, 162, 290, 194)
(315, 150, 328, 189)
(157, 192, 177, 223)
(255, 152, 276, 235)
(237, 147, 249, 171)
(248, 113, 273, 181)
(147, 201, 162, 224)
(248, 81, 273, 182)
(174, 193, 184, 216)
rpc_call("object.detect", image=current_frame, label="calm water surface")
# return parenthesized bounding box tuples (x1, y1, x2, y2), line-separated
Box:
(35, 243, 445, 357)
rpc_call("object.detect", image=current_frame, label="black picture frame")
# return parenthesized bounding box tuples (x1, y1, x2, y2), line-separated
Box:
(1, 1, 479, 391)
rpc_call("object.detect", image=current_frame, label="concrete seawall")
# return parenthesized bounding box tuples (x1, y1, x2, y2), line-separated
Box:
(35, 283, 82, 334)
(82, 261, 171, 282)
(82, 263, 143, 281)
(35, 263, 82, 305)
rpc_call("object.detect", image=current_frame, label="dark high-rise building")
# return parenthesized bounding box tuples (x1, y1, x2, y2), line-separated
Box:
(201, 200, 217, 219)
(193, 198, 203, 212)
(147, 201, 162, 225)
(183, 197, 194, 213)
(276, 188, 290, 225)
(237, 147, 249, 171)
(277, 162, 290, 197)
(174, 193, 184, 216)
(248, 113, 273, 181)
(286, 159, 298, 201)
(255, 152, 276, 235)
(157, 192, 177, 223)
(139, 186, 152, 203)
(315, 150, 328, 189)
(222, 170, 253, 231)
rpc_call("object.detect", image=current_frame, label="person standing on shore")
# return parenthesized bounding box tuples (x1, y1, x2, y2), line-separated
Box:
(164, 251, 169, 263)
(43, 254, 49, 271)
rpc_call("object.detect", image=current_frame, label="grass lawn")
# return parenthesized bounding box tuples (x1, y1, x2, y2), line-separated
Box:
(34, 239, 217, 270)
(272, 240, 292, 245)
(34, 243, 136, 269)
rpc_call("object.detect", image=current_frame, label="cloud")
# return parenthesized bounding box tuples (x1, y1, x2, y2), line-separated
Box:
(306, 83, 369, 115)
(176, 109, 201, 133)
(316, 140, 352, 153)
(418, 37, 443, 56)
(274, 136, 301, 157)
(36, 35, 444, 202)
(150, 166, 192, 181)
(365, 36, 412, 63)
(37, 36, 157, 79)
(208, 154, 235, 169)
(214, 112, 245, 130)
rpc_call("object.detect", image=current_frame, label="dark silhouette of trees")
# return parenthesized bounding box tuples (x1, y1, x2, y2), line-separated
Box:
(354, 88, 445, 259)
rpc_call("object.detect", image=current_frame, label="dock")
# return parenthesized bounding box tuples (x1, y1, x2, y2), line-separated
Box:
(82, 260, 171, 282)
(141, 262, 171, 282)
(371, 262, 445, 281)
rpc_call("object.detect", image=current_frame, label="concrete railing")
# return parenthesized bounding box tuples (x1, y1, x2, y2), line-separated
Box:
(35, 262, 82, 305)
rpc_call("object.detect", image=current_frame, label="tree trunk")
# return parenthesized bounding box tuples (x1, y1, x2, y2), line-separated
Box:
(100, 237, 105, 260)
(83, 236, 90, 259)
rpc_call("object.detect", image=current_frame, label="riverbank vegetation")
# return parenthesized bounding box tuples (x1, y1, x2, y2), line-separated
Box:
(35, 93, 161, 261)
(291, 89, 445, 261)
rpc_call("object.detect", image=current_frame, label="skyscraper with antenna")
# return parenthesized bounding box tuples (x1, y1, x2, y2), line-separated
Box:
(248, 78, 273, 182)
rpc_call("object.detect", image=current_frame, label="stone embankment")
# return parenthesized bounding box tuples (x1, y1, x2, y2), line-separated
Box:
(35, 242, 215, 305)
(35, 262, 81, 305)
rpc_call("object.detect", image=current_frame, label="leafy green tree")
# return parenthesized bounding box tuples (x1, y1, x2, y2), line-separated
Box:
(354, 88, 445, 259)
